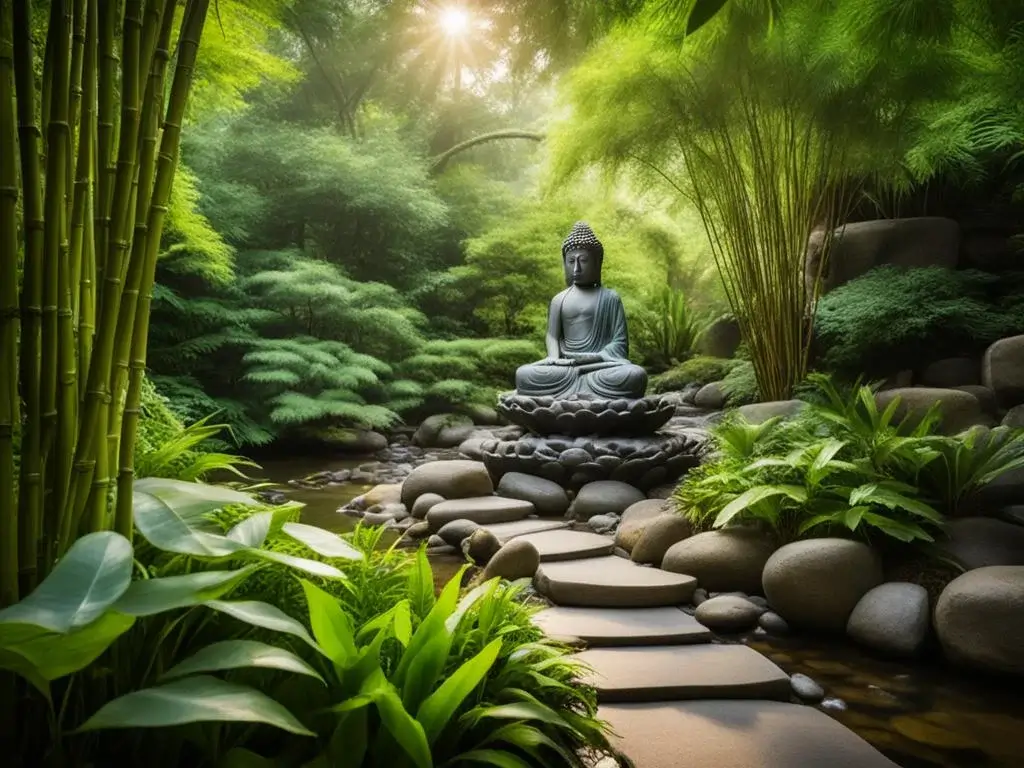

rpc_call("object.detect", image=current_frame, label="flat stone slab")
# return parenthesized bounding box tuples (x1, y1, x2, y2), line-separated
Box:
(481, 519, 570, 541)
(426, 496, 534, 531)
(511, 530, 615, 561)
(602, 700, 900, 768)
(577, 644, 791, 702)
(533, 606, 712, 646)
(534, 556, 697, 607)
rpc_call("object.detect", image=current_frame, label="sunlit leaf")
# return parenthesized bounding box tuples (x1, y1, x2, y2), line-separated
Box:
(282, 522, 363, 560)
(205, 599, 320, 651)
(115, 569, 256, 616)
(162, 640, 324, 682)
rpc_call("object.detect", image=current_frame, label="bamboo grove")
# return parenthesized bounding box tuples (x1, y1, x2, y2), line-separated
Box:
(0, 0, 212, 607)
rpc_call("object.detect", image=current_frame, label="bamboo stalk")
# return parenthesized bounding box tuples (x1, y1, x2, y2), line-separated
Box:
(115, 0, 212, 536)
(13, 0, 46, 592)
(67, 0, 85, 233)
(70, 0, 97, 328)
(94, 0, 116, 285)
(0, 0, 21, 608)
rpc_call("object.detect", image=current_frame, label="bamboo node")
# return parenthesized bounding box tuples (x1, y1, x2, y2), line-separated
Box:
(0, 186, 19, 199)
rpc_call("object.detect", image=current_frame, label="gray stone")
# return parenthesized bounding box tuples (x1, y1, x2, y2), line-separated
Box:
(697, 316, 741, 359)
(457, 437, 487, 460)
(587, 514, 619, 534)
(935, 565, 1024, 675)
(940, 516, 1024, 569)
(426, 543, 458, 556)
(1003, 404, 1024, 428)
(601, 700, 900, 768)
(954, 384, 998, 414)
(694, 595, 763, 632)
(747, 595, 769, 609)
(571, 481, 645, 522)
(497, 393, 675, 437)
(737, 400, 806, 425)
(534, 606, 712, 647)
(381, 503, 408, 521)
(692, 587, 709, 606)
(426, 535, 446, 548)
(807, 217, 959, 294)
(694, 382, 726, 410)
(790, 674, 825, 702)
(875, 387, 985, 435)
(462, 403, 501, 425)
(921, 357, 979, 388)
(578, 644, 790, 703)
(403, 521, 430, 540)
(481, 539, 541, 581)
(534, 555, 697, 608)
(661, 528, 776, 594)
(411, 492, 445, 519)
(758, 611, 790, 635)
(820, 697, 847, 712)
(462, 528, 501, 564)
(630, 515, 693, 565)
(353, 483, 402, 509)
(496, 472, 570, 516)
(762, 539, 883, 633)
(510, 529, 614, 561)
(427, 496, 534, 532)
(436, 424, 477, 448)
(480, 518, 570, 541)
(983, 335, 1024, 407)
(401, 460, 493, 507)
(615, 499, 672, 552)
(436, 519, 480, 547)
(413, 413, 474, 447)
(846, 582, 929, 657)
(361, 511, 396, 526)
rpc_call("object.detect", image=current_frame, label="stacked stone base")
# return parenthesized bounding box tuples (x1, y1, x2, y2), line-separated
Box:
(480, 432, 703, 491)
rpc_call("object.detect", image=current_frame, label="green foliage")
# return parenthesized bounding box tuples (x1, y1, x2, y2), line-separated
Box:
(676, 374, 1024, 546)
(633, 287, 715, 372)
(814, 266, 1024, 377)
(720, 359, 759, 406)
(649, 356, 740, 393)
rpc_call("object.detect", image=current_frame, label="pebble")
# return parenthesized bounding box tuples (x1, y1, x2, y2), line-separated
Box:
(747, 595, 769, 609)
(692, 587, 709, 606)
(588, 514, 619, 534)
(819, 697, 847, 712)
(758, 611, 790, 635)
(426, 535, 446, 548)
(790, 673, 825, 702)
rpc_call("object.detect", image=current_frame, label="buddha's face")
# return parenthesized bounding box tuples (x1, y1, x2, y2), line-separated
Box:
(564, 248, 601, 287)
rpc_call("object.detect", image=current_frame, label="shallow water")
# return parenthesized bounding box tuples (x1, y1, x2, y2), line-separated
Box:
(253, 455, 1024, 768)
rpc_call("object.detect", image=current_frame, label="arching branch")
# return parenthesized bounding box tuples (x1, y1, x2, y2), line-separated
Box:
(430, 130, 545, 174)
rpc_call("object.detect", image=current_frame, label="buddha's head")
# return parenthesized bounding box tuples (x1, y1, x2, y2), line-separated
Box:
(561, 221, 603, 287)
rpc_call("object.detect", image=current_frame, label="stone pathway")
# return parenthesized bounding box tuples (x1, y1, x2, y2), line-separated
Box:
(511, 522, 903, 767)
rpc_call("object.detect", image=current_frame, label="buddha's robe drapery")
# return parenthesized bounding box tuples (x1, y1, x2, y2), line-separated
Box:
(514, 287, 647, 399)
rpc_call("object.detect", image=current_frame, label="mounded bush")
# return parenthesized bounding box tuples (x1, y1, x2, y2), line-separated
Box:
(649, 356, 741, 393)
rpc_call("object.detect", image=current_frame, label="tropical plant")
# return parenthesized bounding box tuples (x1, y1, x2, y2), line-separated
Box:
(720, 359, 759, 406)
(919, 426, 1024, 517)
(634, 287, 715, 371)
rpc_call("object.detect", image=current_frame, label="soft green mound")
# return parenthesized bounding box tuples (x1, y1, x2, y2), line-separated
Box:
(649, 356, 741, 393)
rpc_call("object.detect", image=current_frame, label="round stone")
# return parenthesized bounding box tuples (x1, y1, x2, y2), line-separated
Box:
(758, 611, 790, 635)
(630, 515, 693, 565)
(482, 539, 541, 581)
(462, 528, 501, 564)
(401, 460, 493, 507)
(411, 493, 445, 519)
(694, 595, 763, 632)
(496, 472, 570, 516)
(426, 496, 534, 532)
(615, 499, 672, 553)
(790, 673, 825, 702)
(571, 481, 646, 522)
(661, 528, 776, 594)
(436, 519, 480, 547)
(846, 582, 929, 657)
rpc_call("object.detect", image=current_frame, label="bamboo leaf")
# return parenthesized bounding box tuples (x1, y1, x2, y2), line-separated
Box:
(161, 639, 324, 683)
(400, 630, 452, 714)
(75, 675, 315, 735)
(417, 639, 502, 745)
(0, 532, 133, 632)
(115, 568, 255, 616)
(282, 522, 363, 560)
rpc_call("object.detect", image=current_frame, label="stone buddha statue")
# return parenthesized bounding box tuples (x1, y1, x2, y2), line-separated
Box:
(514, 222, 648, 400)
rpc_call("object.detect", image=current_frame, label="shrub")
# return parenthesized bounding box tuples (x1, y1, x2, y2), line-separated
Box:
(633, 288, 715, 372)
(649, 356, 741, 393)
(720, 360, 759, 406)
(813, 266, 1024, 377)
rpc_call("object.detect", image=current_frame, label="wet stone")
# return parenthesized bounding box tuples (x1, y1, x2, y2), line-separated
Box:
(791, 673, 825, 702)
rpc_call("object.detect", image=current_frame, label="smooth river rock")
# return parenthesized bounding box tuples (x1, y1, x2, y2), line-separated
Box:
(426, 496, 534, 532)
(481, 539, 541, 581)
(695, 595, 764, 632)
(534, 556, 697, 608)
(662, 528, 775, 594)
(496, 471, 570, 516)
(400, 460, 494, 507)
(614, 499, 672, 553)
(570, 481, 646, 521)
(846, 582, 930, 657)
(630, 515, 693, 565)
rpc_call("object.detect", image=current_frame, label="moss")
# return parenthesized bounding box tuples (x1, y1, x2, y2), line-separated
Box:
(720, 359, 759, 406)
(649, 356, 741, 393)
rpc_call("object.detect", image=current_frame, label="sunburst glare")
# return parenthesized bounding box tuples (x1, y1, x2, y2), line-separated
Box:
(439, 6, 470, 37)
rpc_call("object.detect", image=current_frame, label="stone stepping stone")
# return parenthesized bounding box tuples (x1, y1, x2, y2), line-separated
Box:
(426, 496, 533, 531)
(576, 644, 791, 702)
(480, 518, 569, 542)
(601, 700, 900, 768)
(533, 606, 712, 647)
(511, 530, 614, 561)
(534, 556, 696, 608)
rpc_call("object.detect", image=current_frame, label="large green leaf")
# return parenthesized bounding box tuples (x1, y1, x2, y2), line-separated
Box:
(228, 512, 274, 548)
(218, 748, 278, 768)
(0, 532, 133, 632)
(134, 477, 258, 514)
(400, 630, 451, 713)
(8, 612, 135, 681)
(248, 549, 345, 579)
(301, 579, 357, 666)
(372, 682, 432, 768)
(713, 485, 806, 528)
(75, 675, 314, 735)
(133, 486, 248, 557)
(0, 647, 51, 698)
(282, 522, 363, 560)
(417, 638, 502, 745)
(393, 565, 466, 686)
(115, 569, 256, 616)
(205, 599, 320, 651)
(406, 548, 435, 617)
(162, 640, 324, 683)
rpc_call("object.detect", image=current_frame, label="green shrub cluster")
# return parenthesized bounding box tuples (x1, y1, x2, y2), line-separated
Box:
(649, 356, 741, 393)
(720, 360, 759, 406)
(676, 374, 1024, 545)
(813, 266, 1024, 377)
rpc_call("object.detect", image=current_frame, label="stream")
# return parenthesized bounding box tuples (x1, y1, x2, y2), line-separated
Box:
(254, 456, 1024, 768)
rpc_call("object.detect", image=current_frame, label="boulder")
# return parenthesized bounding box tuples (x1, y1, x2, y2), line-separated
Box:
(846, 582, 930, 657)
(1002, 405, 1024, 428)
(758, 611, 790, 635)
(403, 521, 430, 540)
(954, 385, 998, 415)
(587, 514, 619, 534)
(436, 519, 480, 547)
(413, 413, 473, 448)
(697, 317, 741, 359)
(662, 528, 776, 594)
(482, 539, 541, 581)
(362, 510, 396, 526)
(400, 460, 493, 507)
(314, 427, 388, 454)
(630, 515, 693, 565)
(426, 496, 534, 532)
(615, 499, 672, 552)
(940, 517, 1024, 570)
(457, 437, 487, 461)
(462, 528, 501, 564)
(934, 566, 1024, 675)
(354, 483, 402, 510)
(694, 595, 763, 632)
(694, 382, 726, 410)
(496, 471, 571, 516)
(737, 400, 805, 425)
(762, 538, 883, 633)
(411, 492, 445, 519)
(920, 357, 979, 388)
(462, 403, 502, 425)
(806, 217, 959, 294)
(983, 335, 1024, 407)
(874, 387, 985, 435)
(968, 465, 1024, 511)
(570, 481, 646, 522)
